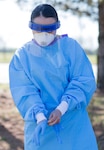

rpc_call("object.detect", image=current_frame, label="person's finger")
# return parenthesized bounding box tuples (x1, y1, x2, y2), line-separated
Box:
(48, 117, 60, 125)
(48, 118, 56, 124)
(48, 112, 54, 120)
(48, 112, 55, 122)
(48, 109, 61, 125)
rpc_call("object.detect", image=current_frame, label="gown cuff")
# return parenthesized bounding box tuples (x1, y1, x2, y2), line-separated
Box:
(35, 112, 47, 124)
(56, 101, 68, 115)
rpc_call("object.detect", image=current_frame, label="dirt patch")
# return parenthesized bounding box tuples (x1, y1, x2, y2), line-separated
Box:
(0, 89, 104, 150)
(0, 90, 24, 150)
(89, 91, 104, 150)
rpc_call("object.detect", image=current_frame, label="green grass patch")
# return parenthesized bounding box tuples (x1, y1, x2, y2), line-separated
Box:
(0, 51, 97, 64)
(87, 54, 97, 64)
(0, 52, 14, 63)
(0, 84, 9, 91)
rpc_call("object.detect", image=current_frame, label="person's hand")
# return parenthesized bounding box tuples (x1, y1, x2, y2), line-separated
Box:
(33, 120, 47, 146)
(48, 109, 61, 126)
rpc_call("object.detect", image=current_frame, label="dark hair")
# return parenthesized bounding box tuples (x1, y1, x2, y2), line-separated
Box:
(31, 4, 59, 22)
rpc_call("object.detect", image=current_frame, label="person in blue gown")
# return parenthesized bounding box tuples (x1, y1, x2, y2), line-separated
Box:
(9, 4, 98, 150)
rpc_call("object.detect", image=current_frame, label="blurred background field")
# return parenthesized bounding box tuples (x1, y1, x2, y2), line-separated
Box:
(0, 51, 97, 64)
(0, 52, 15, 63)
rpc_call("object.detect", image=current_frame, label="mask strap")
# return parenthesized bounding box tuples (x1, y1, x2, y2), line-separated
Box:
(29, 21, 60, 32)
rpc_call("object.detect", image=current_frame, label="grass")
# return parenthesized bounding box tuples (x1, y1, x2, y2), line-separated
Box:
(88, 95, 104, 125)
(0, 52, 14, 63)
(87, 54, 97, 64)
(0, 84, 9, 90)
(0, 51, 97, 64)
(88, 93, 104, 150)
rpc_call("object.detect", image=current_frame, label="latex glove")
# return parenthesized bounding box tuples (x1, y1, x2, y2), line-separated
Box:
(53, 123, 63, 144)
(33, 120, 47, 146)
(48, 109, 61, 126)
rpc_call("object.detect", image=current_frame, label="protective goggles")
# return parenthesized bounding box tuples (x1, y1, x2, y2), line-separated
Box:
(29, 21, 60, 32)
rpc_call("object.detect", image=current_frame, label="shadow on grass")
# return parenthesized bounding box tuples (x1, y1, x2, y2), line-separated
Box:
(88, 93, 104, 150)
(0, 124, 24, 150)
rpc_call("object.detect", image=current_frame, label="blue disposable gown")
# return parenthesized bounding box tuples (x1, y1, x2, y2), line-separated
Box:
(9, 35, 98, 150)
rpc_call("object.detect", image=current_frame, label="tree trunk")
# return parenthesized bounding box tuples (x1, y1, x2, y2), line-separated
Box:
(97, 0, 104, 91)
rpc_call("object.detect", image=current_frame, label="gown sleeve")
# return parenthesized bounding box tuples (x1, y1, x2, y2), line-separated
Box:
(61, 40, 96, 110)
(9, 54, 47, 121)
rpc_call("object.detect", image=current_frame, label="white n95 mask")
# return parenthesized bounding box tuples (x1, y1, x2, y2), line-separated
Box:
(33, 32, 55, 47)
